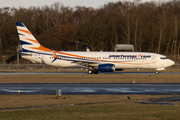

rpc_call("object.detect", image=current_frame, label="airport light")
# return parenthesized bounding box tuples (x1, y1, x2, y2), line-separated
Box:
(174, 40, 177, 63)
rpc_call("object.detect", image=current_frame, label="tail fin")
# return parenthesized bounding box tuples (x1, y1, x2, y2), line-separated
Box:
(85, 46, 90, 52)
(16, 22, 50, 53)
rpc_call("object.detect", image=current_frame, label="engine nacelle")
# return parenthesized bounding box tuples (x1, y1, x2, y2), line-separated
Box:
(98, 64, 115, 72)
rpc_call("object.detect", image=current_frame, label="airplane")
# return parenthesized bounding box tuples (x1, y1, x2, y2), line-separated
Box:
(10, 22, 175, 74)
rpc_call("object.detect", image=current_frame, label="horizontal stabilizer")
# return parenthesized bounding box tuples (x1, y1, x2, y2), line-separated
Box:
(7, 50, 32, 56)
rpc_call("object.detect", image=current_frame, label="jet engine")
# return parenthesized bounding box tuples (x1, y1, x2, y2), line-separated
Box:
(98, 64, 115, 72)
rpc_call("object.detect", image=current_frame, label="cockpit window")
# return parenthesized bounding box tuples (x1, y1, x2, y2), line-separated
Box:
(160, 57, 168, 60)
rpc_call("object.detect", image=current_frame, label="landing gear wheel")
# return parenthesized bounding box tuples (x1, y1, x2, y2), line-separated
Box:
(94, 69, 99, 74)
(156, 71, 159, 74)
(88, 69, 93, 74)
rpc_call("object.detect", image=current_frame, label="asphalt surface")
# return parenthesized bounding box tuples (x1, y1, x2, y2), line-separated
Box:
(1, 83, 180, 95)
(0, 72, 180, 75)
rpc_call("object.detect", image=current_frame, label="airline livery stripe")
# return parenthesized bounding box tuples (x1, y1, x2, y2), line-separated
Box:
(137, 54, 142, 58)
(54, 51, 153, 65)
(56, 51, 100, 61)
(25, 38, 39, 44)
(18, 29, 31, 35)
(22, 47, 154, 65)
(27, 46, 154, 65)
(30, 45, 51, 52)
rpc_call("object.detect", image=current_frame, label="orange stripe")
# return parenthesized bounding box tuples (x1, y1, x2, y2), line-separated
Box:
(56, 51, 100, 61)
(25, 38, 39, 44)
(53, 51, 58, 58)
(18, 29, 31, 35)
(30, 45, 51, 52)
(56, 51, 152, 65)
(137, 54, 142, 58)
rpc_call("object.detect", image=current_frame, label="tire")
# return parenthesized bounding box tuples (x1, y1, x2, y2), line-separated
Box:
(94, 69, 99, 74)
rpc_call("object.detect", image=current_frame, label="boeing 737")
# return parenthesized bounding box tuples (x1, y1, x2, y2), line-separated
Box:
(9, 22, 175, 74)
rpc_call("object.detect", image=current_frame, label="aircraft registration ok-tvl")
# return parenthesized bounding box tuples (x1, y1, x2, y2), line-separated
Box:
(10, 22, 175, 74)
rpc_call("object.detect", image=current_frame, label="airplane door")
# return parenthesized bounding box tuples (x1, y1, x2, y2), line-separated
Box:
(41, 55, 46, 64)
(152, 55, 156, 63)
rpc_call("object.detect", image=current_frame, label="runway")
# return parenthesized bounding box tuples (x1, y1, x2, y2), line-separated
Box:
(1, 83, 180, 95)
(0, 72, 180, 75)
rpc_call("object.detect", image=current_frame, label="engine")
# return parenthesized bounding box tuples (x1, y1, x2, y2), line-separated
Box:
(98, 64, 115, 72)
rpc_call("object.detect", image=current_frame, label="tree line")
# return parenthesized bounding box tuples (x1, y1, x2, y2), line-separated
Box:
(0, 1, 180, 60)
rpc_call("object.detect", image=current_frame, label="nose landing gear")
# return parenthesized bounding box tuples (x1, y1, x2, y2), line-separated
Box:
(88, 69, 93, 74)
(156, 71, 159, 74)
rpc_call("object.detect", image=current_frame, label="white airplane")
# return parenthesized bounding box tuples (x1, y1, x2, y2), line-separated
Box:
(11, 22, 174, 74)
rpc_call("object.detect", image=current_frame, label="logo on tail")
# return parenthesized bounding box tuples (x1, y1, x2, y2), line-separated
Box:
(16, 22, 50, 53)
(85, 46, 91, 52)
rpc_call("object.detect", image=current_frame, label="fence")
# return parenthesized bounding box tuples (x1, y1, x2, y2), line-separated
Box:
(0, 64, 84, 71)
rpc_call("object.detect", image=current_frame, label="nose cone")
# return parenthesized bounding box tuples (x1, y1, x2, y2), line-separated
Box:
(168, 60, 175, 66)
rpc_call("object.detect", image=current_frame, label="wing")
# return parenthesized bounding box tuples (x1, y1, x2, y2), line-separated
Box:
(50, 48, 101, 67)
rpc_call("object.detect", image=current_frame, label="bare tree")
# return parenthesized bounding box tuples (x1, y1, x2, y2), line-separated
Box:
(0, 7, 10, 58)
(157, 9, 168, 53)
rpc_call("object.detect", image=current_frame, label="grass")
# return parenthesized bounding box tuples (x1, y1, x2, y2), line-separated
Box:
(0, 70, 180, 119)
(0, 73, 180, 83)
(1, 95, 180, 120)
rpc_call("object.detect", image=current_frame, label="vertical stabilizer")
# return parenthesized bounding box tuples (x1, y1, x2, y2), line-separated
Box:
(85, 46, 91, 52)
(16, 22, 50, 53)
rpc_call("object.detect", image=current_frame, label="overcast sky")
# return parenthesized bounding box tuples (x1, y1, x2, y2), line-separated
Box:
(0, 0, 156, 9)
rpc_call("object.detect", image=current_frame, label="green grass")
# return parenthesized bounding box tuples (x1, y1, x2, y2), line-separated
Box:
(0, 95, 180, 120)
(1, 101, 180, 120)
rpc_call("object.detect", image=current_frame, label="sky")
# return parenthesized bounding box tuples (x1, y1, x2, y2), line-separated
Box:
(0, 0, 155, 9)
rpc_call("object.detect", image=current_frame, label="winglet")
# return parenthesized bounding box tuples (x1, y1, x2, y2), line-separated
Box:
(50, 48, 58, 59)
(50, 48, 58, 63)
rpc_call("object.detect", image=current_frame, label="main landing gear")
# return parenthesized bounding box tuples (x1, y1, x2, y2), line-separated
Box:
(88, 69, 99, 74)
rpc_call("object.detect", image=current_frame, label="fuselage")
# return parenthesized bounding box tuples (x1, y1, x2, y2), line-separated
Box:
(21, 51, 175, 70)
